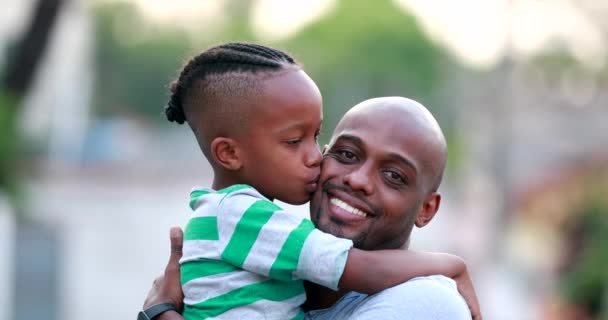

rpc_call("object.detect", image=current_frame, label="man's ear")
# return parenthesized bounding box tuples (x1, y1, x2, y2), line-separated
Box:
(415, 192, 441, 228)
(210, 137, 242, 170)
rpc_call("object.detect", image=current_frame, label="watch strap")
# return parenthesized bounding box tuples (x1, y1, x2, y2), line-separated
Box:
(139, 303, 177, 320)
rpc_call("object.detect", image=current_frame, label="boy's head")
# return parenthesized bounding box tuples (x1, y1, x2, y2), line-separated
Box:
(166, 43, 323, 204)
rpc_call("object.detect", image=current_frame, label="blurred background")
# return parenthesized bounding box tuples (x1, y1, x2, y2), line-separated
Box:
(0, 0, 607, 319)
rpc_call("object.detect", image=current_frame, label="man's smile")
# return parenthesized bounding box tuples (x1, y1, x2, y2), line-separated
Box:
(329, 197, 367, 217)
(321, 183, 379, 225)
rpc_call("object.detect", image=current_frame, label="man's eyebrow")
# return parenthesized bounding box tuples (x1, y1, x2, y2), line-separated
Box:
(334, 134, 363, 146)
(388, 153, 417, 174)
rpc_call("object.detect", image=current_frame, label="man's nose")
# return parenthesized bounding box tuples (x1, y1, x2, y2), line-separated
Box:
(343, 163, 374, 195)
(305, 143, 322, 168)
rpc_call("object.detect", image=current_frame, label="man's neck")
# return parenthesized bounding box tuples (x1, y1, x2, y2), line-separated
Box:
(303, 282, 350, 311)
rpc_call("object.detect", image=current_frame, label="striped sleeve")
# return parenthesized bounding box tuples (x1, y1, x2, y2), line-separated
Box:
(216, 187, 313, 280)
(295, 229, 353, 290)
(216, 187, 352, 289)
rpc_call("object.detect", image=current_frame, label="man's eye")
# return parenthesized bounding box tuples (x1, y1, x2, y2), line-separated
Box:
(339, 150, 355, 160)
(325, 147, 358, 163)
(383, 170, 406, 184)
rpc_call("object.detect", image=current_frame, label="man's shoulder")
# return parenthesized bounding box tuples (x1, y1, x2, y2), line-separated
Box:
(352, 275, 471, 319)
(379, 275, 463, 302)
(390, 275, 458, 292)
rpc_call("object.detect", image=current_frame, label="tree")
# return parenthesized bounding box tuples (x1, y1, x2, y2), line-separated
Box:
(0, 0, 64, 197)
(281, 0, 451, 139)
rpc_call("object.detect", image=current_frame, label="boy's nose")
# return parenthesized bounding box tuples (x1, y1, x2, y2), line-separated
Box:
(305, 145, 322, 168)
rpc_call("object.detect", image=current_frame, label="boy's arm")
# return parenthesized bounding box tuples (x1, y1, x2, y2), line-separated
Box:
(340, 249, 481, 320)
(157, 311, 183, 320)
(453, 268, 482, 320)
(339, 249, 465, 293)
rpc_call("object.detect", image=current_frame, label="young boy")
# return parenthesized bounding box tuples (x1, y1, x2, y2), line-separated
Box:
(165, 43, 475, 320)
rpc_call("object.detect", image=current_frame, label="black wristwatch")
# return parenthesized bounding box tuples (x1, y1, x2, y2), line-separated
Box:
(137, 303, 177, 320)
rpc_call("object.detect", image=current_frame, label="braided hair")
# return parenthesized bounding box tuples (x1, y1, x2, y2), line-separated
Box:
(165, 43, 298, 124)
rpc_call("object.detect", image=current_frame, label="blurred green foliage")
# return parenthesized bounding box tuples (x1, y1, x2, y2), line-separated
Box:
(93, 2, 192, 118)
(92, 0, 465, 166)
(284, 0, 447, 137)
(0, 93, 18, 194)
(560, 200, 608, 318)
(92, 0, 453, 126)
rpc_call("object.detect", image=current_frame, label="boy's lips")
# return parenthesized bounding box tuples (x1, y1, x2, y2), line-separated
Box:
(305, 175, 320, 193)
(305, 181, 318, 193)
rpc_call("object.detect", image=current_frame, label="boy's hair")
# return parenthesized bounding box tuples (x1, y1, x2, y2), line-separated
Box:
(164, 42, 298, 125)
(164, 43, 299, 160)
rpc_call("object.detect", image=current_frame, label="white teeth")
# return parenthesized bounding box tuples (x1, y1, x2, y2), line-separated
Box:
(330, 197, 367, 217)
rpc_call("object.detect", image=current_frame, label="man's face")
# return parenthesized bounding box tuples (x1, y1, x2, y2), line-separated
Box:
(309, 99, 443, 250)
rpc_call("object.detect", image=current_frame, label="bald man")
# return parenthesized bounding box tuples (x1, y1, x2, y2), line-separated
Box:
(143, 97, 479, 320)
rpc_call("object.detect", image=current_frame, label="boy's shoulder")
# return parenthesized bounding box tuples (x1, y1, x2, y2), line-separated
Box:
(189, 184, 276, 210)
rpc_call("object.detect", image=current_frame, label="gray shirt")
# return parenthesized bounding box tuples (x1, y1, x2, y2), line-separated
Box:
(305, 275, 471, 320)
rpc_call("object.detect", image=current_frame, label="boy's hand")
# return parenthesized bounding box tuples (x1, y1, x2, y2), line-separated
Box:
(143, 226, 184, 312)
(454, 269, 482, 320)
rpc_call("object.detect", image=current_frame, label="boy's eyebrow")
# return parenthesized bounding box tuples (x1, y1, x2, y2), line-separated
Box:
(277, 120, 323, 134)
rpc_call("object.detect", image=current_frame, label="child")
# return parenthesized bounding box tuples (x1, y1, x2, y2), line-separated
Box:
(165, 43, 476, 320)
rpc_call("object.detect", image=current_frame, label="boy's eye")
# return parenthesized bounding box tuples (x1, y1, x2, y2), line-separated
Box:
(285, 139, 302, 145)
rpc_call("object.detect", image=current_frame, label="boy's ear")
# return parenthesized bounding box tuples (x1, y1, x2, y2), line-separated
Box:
(211, 137, 242, 170)
(415, 192, 441, 228)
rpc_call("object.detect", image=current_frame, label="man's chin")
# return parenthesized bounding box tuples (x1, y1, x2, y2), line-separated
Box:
(316, 219, 367, 247)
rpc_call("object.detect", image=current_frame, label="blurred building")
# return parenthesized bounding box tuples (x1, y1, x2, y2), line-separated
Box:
(450, 59, 608, 318)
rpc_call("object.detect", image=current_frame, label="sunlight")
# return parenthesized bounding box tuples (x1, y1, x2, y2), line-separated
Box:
(394, 0, 509, 68)
(250, 0, 338, 41)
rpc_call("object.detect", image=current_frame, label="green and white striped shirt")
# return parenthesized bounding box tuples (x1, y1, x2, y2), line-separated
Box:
(181, 184, 353, 320)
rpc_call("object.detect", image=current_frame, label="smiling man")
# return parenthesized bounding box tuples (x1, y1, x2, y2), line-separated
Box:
(310, 97, 447, 252)
(142, 97, 479, 320)
(304, 97, 472, 319)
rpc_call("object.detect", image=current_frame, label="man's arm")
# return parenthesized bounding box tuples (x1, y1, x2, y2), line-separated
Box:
(142, 227, 185, 320)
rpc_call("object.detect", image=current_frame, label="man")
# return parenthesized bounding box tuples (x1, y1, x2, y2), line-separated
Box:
(142, 97, 480, 320)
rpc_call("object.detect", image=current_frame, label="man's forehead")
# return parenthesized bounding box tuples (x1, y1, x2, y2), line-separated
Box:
(335, 97, 443, 146)
(334, 107, 422, 144)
